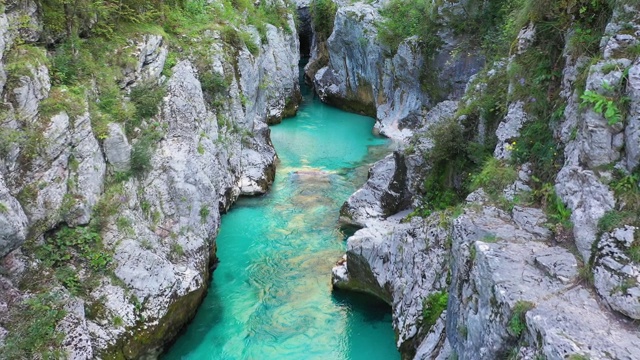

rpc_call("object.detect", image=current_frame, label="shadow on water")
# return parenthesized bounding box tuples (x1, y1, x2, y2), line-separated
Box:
(338, 225, 361, 241)
(331, 289, 392, 323)
(162, 280, 225, 357)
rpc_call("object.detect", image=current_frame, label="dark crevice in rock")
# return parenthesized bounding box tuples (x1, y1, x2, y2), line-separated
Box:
(297, 6, 312, 58)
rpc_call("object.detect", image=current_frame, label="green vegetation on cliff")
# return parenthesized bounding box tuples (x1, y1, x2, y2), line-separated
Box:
(2, 293, 67, 359)
(399, 0, 615, 221)
(1, 0, 298, 357)
(421, 291, 448, 329)
(310, 0, 337, 41)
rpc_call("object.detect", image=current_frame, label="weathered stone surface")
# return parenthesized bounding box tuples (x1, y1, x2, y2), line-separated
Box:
(580, 59, 631, 168)
(404, 100, 458, 197)
(8, 60, 50, 122)
(0, 175, 28, 258)
(511, 206, 551, 239)
(66, 112, 106, 226)
(555, 166, 615, 261)
(533, 247, 578, 284)
(333, 211, 449, 356)
(594, 226, 640, 320)
(120, 34, 168, 88)
(626, 62, 640, 170)
(494, 101, 528, 160)
(58, 297, 93, 360)
(103, 123, 131, 172)
(340, 152, 408, 227)
(413, 315, 449, 360)
(527, 286, 640, 359)
(447, 200, 640, 360)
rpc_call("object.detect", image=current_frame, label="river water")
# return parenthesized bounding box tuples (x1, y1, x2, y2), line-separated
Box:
(163, 70, 399, 360)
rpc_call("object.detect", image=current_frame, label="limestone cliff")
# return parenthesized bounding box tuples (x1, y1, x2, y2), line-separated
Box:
(0, 0, 299, 358)
(326, 0, 640, 359)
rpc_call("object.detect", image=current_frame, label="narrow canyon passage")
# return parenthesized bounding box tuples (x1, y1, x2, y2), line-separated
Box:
(162, 67, 400, 359)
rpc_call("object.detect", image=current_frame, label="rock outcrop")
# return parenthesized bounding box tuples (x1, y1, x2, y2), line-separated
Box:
(339, 151, 408, 227)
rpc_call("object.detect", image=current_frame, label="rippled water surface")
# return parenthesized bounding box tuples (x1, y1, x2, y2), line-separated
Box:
(163, 73, 399, 360)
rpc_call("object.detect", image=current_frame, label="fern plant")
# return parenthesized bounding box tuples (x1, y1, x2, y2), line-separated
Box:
(580, 89, 624, 125)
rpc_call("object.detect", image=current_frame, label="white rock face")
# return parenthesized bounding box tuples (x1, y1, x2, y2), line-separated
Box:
(333, 211, 450, 355)
(594, 226, 640, 320)
(0, 175, 28, 257)
(553, 5, 640, 263)
(447, 193, 640, 360)
(626, 62, 640, 170)
(493, 101, 528, 160)
(308, 1, 482, 142)
(120, 34, 169, 88)
(103, 123, 131, 172)
(340, 152, 408, 226)
(0, 3, 301, 355)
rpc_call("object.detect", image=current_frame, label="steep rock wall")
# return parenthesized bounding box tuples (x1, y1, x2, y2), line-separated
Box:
(306, 0, 483, 141)
(0, 1, 300, 358)
(331, 1, 640, 359)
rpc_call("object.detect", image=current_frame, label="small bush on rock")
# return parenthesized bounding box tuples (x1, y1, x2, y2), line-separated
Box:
(2, 293, 66, 359)
(470, 158, 517, 199)
(311, 0, 338, 41)
(422, 291, 448, 329)
(508, 300, 534, 337)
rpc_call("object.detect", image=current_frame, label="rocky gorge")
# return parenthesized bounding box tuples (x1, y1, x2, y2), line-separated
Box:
(1, 0, 640, 359)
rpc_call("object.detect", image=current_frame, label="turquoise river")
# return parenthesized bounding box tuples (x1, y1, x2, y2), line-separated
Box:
(163, 73, 400, 360)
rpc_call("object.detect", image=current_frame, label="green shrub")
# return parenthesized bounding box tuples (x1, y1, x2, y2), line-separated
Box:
(199, 205, 210, 223)
(598, 210, 636, 234)
(130, 136, 154, 178)
(422, 291, 448, 329)
(55, 266, 83, 295)
(37, 225, 113, 272)
(511, 119, 560, 186)
(610, 170, 640, 212)
(377, 0, 442, 54)
(2, 293, 66, 359)
(414, 118, 490, 216)
(171, 241, 185, 257)
(39, 86, 87, 119)
(580, 89, 626, 125)
(129, 81, 166, 121)
(508, 300, 534, 337)
(4, 45, 49, 87)
(239, 30, 260, 55)
(200, 71, 228, 98)
(567, 354, 590, 360)
(310, 0, 337, 40)
(470, 158, 517, 199)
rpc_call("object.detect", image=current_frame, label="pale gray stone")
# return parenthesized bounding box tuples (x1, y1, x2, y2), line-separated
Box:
(0, 174, 28, 257)
(103, 123, 131, 172)
(534, 247, 578, 284)
(340, 152, 408, 227)
(594, 226, 640, 320)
